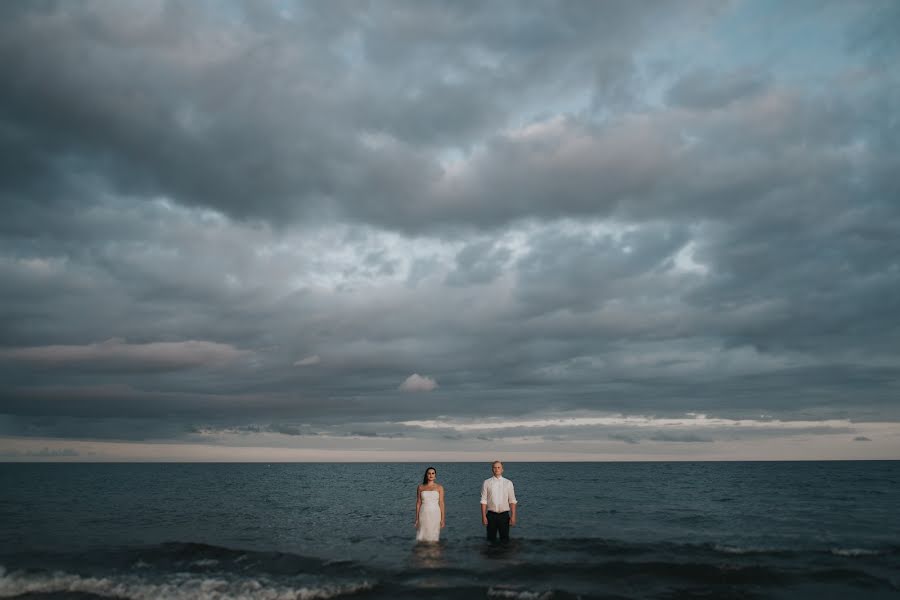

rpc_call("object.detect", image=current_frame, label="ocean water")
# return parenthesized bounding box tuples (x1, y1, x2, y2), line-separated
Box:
(1, 461, 898, 599)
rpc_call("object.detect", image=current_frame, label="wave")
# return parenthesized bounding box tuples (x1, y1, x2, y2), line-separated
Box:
(131, 541, 334, 575)
(0, 542, 363, 580)
(463, 538, 899, 591)
(486, 559, 792, 586)
(6, 538, 898, 571)
(486, 586, 580, 600)
(0, 566, 374, 600)
(712, 544, 786, 555)
(829, 547, 884, 557)
(521, 537, 900, 560)
(3, 538, 898, 599)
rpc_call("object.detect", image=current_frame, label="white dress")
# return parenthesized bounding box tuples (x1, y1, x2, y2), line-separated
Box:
(416, 489, 441, 542)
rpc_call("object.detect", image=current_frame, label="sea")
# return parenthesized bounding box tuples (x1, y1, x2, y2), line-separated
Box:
(1, 461, 898, 599)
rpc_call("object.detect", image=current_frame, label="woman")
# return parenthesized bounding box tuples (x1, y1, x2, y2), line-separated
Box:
(414, 466, 445, 542)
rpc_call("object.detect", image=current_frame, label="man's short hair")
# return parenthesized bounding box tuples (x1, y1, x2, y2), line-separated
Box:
(492, 460, 503, 467)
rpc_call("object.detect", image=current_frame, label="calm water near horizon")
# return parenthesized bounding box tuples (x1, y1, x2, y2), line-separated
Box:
(1, 461, 898, 599)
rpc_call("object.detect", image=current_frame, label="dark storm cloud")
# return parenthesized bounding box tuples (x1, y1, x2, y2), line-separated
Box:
(667, 68, 770, 110)
(0, 339, 246, 371)
(513, 223, 692, 316)
(0, 0, 723, 232)
(1, 1, 899, 457)
(445, 239, 512, 287)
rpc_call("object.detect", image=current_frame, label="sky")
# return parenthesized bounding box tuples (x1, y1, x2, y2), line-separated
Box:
(1, 0, 899, 461)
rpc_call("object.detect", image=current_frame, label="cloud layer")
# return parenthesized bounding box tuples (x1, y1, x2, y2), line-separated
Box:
(1, 1, 899, 460)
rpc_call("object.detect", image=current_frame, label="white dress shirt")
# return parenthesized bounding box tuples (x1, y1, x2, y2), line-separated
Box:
(480, 475, 517, 513)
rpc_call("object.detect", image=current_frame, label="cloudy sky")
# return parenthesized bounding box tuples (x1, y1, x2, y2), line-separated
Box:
(2, 0, 898, 461)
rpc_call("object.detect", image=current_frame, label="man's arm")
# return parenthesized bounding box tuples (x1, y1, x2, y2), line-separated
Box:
(508, 481, 517, 526)
(480, 480, 489, 525)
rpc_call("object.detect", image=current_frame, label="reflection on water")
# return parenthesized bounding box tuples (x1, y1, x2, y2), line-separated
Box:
(480, 538, 522, 561)
(411, 540, 446, 568)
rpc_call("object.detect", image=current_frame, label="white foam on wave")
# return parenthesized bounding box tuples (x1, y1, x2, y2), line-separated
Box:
(830, 548, 881, 557)
(487, 586, 554, 600)
(191, 559, 220, 567)
(712, 544, 776, 555)
(0, 566, 374, 600)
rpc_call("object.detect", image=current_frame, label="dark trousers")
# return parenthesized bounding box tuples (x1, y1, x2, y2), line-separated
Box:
(486, 510, 510, 542)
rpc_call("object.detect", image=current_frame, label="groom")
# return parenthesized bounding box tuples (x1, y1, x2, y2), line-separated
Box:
(480, 460, 517, 542)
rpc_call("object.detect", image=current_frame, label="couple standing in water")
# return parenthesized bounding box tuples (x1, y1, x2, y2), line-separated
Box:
(415, 460, 518, 543)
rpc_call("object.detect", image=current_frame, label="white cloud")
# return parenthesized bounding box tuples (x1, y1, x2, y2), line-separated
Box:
(294, 354, 321, 366)
(0, 338, 246, 369)
(397, 413, 882, 433)
(3, 421, 900, 461)
(399, 373, 438, 392)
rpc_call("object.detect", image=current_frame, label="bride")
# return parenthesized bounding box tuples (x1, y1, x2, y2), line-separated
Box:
(414, 466, 445, 542)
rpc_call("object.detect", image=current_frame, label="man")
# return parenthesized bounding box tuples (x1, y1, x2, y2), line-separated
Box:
(480, 460, 517, 542)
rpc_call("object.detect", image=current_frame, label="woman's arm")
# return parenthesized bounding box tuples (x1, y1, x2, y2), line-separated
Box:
(415, 485, 421, 527)
(439, 485, 446, 528)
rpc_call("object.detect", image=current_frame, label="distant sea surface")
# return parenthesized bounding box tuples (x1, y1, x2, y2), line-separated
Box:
(1, 461, 898, 599)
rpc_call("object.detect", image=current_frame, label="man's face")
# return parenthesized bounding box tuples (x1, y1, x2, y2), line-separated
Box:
(492, 462, 503, 477)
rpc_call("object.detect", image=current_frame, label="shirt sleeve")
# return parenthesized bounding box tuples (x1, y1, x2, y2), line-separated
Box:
(508, 480, 517, 504)
(480, 479, 488, 505)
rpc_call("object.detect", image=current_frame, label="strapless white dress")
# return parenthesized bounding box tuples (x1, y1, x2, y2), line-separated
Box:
(416, 489, 441, 542)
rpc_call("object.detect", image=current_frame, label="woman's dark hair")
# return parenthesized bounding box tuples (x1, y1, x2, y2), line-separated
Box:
(422, 466, 436, 485)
